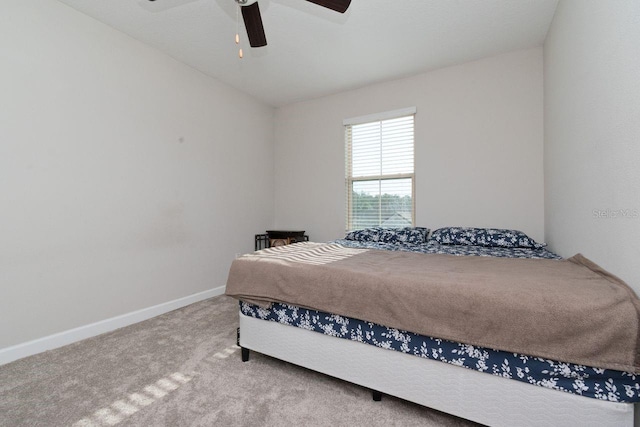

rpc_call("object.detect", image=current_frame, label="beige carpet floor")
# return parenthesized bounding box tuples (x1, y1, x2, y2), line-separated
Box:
(0, 295, 479, 426)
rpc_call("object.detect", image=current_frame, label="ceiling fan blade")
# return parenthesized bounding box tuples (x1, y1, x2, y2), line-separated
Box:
(305, 0, 351, 13)
(241, 2, 267, 48)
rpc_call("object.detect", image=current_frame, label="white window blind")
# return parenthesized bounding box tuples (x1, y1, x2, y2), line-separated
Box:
(345, 112, 415, 231)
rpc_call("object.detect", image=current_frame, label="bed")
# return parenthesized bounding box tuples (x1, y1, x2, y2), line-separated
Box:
(226, 227, 640, 426)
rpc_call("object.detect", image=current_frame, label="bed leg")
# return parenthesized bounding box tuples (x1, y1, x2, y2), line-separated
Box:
(237, 327, 250, 362)
(372, 390, 382, 402)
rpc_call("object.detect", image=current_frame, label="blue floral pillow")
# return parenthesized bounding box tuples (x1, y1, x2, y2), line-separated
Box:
(378, 227, 430, 244)
(429, 227, 545, 249)
(344, 228, 381, 242)
(345, 227, 429, 244)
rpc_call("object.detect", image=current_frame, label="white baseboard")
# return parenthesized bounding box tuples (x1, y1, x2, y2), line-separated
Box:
(0, 286, 226, 366)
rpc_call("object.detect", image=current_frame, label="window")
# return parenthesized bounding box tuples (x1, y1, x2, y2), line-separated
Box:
(344, 108, 415, 231)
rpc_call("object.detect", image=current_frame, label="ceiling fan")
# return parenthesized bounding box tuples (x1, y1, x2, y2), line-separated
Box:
(148, 0, 352, 48)
(235, 0, 351, 47)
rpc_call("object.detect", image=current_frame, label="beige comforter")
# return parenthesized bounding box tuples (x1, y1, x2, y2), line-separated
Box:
(225, 242, 640, 373)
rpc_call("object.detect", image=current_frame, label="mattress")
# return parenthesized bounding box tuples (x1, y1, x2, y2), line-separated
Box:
(241, 300, 640, 403)
(228, 240, 640, 372)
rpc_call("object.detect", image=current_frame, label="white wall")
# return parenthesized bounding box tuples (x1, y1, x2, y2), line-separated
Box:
(0, 0, 274, 349)
(544, 0, 640, 292)
(274, 48, 545, 243)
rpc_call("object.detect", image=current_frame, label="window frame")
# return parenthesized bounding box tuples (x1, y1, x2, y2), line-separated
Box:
(344, 108, 416, 231)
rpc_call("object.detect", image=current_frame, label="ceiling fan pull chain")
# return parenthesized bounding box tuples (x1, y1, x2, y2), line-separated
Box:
(236, 3, 243, 58)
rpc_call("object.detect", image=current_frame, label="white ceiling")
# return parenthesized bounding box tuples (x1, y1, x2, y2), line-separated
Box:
(55, 0, 559, 107)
